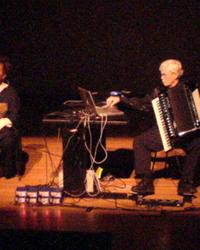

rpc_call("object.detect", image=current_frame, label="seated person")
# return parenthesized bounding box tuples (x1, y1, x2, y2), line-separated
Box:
(0, 56, 21, 179)
(107, 59, 200, 195)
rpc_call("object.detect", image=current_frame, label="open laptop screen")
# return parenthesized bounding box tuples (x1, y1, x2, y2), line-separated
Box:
(78, 87, 99, 116)
(78, 87, 124, 117)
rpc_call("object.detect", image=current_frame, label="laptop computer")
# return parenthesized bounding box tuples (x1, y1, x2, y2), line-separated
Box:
(78, 87, 124, 117)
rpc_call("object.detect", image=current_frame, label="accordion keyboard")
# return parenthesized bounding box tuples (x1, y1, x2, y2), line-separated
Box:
(152, 97, 172, 152)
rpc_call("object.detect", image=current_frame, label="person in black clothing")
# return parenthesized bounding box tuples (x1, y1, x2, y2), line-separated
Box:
(0, 56, 20, 179)
(107, 59, 200, 195)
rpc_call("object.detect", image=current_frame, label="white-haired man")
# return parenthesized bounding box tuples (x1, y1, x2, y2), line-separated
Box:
(107, 59, 200, 195)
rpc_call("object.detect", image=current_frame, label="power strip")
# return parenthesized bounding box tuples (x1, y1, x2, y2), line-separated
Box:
(85, 169, 102, 193)
(86, 169, 95, 193)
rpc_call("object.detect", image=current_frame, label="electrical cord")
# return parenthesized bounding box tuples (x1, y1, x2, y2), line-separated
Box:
(83, 114, 108, 168)
(43, 134, 57, 173)
(61, 114, 107, 197)
(42, 128, 63, 185)
(82, 114, 109, 196)
(100, 178, 127, 191)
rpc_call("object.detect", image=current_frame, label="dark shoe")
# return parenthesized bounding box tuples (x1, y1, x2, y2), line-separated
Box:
(16, 151, 29, 176)
(131, 178, 155, 195)
(0, 168, 4, 178)
(17, 162, 26, 176)
(4, 171, 17, 179)
(178, 179, 197, 195)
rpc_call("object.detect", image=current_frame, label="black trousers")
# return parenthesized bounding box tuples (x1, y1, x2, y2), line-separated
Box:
(134, 125, 200, 181)
(0, 128, 18, 178)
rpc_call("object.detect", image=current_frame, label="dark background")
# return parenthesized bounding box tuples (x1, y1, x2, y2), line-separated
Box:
(0, 0, 200, 135)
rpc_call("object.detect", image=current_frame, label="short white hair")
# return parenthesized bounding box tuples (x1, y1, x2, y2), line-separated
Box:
(159, 59, 184, 77)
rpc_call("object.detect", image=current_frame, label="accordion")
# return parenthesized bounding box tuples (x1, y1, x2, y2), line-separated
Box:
(152, 84, 200, 152)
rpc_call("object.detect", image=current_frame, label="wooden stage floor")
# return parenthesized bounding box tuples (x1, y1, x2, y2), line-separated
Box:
(0, 136, 200, 211)
(0, 136, 200, 249)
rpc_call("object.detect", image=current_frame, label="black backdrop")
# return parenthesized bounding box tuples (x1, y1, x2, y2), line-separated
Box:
(0, 1, 200, 135)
